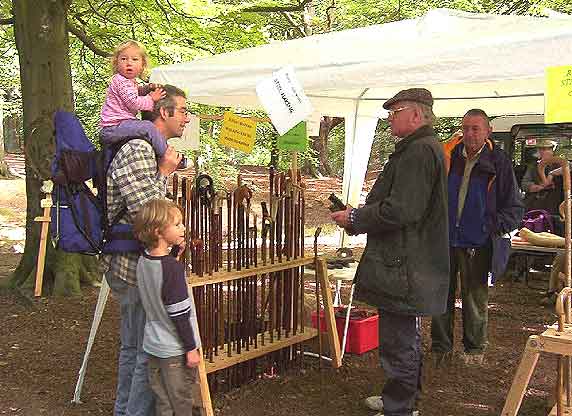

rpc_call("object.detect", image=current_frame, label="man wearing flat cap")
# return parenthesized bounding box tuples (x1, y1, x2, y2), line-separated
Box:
(331, 88, 449, 416)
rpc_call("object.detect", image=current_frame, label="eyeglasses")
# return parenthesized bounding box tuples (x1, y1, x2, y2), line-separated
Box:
(167, 106, 191, 117)
(175, 107, 191, 116)
(386, 106, 410, 119)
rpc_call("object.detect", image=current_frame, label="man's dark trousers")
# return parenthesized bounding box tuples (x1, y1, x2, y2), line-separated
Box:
(378, 309, 422, 416)
(431, 244, 491, 354)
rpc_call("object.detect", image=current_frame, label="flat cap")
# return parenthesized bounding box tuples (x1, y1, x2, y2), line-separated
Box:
(383, 88, 433, 110)
(534, 139, 557, 149)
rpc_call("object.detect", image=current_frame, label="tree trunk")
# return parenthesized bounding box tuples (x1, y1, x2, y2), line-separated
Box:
(304, 116, 343, 177)
(10, 0, 98, 296)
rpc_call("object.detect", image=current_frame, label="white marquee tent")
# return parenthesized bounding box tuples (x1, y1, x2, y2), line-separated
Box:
(151, 8, 572, 219)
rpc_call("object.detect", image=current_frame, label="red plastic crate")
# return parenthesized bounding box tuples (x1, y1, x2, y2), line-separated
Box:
(311, 308, 379, 355)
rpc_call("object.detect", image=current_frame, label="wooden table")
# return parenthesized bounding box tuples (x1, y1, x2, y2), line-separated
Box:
(511, 240, 563, 287)
(511, 240, 564, 255)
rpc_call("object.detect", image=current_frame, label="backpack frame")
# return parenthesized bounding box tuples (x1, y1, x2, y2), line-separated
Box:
(50, 111, 141, 255)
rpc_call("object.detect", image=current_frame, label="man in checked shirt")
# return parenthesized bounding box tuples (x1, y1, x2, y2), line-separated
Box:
(102, 84, 189, 416)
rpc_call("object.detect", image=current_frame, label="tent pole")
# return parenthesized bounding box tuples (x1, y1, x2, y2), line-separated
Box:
(72, 277, 110, 404)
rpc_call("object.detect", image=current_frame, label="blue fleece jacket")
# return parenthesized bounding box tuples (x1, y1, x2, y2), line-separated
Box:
(448, 140, 523, 248)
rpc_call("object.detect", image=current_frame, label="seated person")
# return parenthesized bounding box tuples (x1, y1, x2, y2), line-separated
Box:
(521, 139, 564, 234)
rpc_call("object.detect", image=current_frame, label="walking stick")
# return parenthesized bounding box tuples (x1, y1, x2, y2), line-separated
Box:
(34, 180, 53, 297)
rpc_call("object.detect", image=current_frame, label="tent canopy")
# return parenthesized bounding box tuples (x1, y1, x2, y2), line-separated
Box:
(152, 8, 572, 118)
(151, 8, 572, 245)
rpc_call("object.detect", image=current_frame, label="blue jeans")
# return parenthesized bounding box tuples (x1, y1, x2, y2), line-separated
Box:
(106, 274, 155, 416)
(100, 119, 167, 157)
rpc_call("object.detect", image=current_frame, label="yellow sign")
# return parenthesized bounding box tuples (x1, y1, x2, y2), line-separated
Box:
(545, 65, 572, 124)
(218, 112, 256, 153)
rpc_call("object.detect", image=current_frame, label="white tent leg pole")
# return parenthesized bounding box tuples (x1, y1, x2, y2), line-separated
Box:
(339, 102, 378, 249)
(72, 277, 110, 404)
(340, 283, 356, 361)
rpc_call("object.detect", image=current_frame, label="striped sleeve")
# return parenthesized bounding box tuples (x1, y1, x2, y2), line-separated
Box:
(161, 257, 197, 351)
(111, 74, 154, 113)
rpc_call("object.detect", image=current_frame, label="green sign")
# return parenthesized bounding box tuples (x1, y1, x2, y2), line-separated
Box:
(278, 121, 307, 151)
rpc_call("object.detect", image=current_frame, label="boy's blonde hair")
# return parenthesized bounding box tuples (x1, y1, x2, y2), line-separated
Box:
(134, 199, 182, 249)
(111, 40, 149, 77)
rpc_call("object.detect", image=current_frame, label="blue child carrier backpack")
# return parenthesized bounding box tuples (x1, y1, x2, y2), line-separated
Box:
(50, 111, 141, 254)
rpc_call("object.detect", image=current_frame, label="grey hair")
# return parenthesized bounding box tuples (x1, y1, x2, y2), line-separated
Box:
(410, 102, 436, 125)
(464, 108, 490, 124)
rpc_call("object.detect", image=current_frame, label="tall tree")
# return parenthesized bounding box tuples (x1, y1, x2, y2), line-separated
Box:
(7, 0, 100, 295)
(0, 0, 280, 295)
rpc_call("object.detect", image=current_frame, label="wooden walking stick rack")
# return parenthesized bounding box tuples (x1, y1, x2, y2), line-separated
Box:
(502, 156, 572, 416)
(34, 180, 54, 297)
(173, 162, 341, 416)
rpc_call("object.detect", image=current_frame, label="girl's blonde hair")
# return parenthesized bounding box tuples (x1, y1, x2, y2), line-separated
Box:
(134, 199, 182, 249)
(111, 40, 149, 77)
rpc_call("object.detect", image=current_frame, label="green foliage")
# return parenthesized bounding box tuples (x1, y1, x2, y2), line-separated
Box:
(368, 121, 394, 172)
(0, 1, 20, 120)
(193, 131, 239, 189)
(327, 121, 345, 176)
(434, 117, 462, 141)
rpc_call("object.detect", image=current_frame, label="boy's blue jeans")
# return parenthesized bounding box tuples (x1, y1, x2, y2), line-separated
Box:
(106, 273, 155, 416)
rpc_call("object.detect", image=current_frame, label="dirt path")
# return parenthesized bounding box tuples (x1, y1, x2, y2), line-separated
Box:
(0, 178, 562, 415)
(0, 178, 26, 254)
(0, 253, 561, 416)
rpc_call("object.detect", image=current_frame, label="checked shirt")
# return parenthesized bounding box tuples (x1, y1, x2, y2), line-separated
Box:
(101, 139, 167, 286)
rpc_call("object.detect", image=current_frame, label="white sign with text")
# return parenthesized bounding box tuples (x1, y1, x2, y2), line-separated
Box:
(256, 66, 313, 136)
(169, 114, 200, 151)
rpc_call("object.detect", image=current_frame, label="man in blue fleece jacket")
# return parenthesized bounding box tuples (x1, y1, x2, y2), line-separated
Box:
(431, 109, 523, 366)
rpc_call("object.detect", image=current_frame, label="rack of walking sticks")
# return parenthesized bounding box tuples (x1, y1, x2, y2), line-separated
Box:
(171, 167, 342, 413)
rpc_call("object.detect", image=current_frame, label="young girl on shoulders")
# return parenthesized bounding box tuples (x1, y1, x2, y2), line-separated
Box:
(99, 40, 168, 157)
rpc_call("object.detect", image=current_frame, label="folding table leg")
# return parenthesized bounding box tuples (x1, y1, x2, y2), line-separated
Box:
(501, 335, 541, 416)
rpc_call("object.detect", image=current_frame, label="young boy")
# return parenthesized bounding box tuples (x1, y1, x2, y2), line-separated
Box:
(133, 199, 201, 415)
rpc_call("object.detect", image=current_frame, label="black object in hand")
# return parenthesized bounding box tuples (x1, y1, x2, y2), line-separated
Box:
(170, 245, 181, 258)
(177, 155, 188, 170)
(328, 193, 347, 212)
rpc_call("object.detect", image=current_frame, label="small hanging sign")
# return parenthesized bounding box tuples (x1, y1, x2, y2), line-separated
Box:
(256, 66, 313, 136)
(218, 111, 257, 153)
(545, 65, 572, 124)
(278, 121, 308, 152)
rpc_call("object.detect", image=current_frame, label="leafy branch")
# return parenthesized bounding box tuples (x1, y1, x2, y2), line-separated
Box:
(67, 21, 111, 57)
(243, 0, 313, 13)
